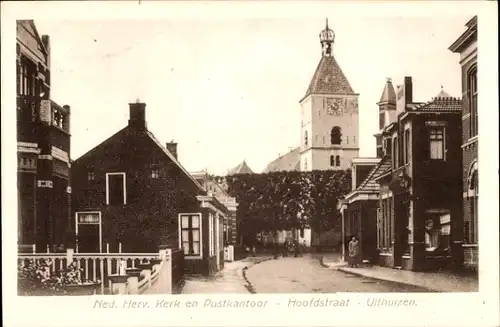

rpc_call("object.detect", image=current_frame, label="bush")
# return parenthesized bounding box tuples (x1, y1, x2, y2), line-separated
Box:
(18, 259, 98, 295)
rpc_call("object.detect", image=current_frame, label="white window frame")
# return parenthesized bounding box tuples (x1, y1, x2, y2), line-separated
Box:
(178, 213, 203, 259)
(209, 213, 214, 256)
(75, 211, 102, 253)
(106, 172, 127, 205)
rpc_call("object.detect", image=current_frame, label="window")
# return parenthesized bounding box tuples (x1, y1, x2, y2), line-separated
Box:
(335, 155, 341, 167)
(404, 128, 411, 164)
(385, 138, 392, 157)
(330, 155, 335, 167)
(467, 163, 478, 244)
(151, 169, 159, 179)
(106, 173, 126, 205)
(429, 128, 445, 160)
(19, 59, 36, 97)
(180, 214, 201, 256)
(379, 112, 385, 130)
(304, 158, 308, 171)
(331, 126, 342, 145)
(392, 138, 398, 168)
(77, 212, 100, 224)
(346, 136, 349, 144)
(88, 172, 95, 181)
(467, 66, 478, 138)
(424, 213, 451, 251)
(304, 131, 308, 146)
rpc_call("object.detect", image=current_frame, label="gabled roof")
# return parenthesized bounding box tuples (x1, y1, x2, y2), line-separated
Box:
(449, 16, 477, 53)
(74, 126, 205, 192)
(300, 56, 355, 102)
(379, 78, 396, 104)
(227, 160, 254, 175)
(17, 20, 49, 55)
(355, 156, 392, 193)
(407, 96, 462, 113)
(262, 147, 301, 173)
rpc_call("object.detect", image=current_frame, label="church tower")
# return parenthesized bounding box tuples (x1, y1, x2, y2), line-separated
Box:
(299, 19, 359, 171)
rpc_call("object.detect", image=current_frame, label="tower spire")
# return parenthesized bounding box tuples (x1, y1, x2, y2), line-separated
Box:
(319, 18, 335, 57)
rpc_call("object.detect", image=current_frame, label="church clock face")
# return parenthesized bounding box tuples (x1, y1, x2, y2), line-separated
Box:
(326, 98, 344, 115)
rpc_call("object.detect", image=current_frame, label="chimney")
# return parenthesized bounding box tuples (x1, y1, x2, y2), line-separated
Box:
(404, 76, 413, 105)
(128, 100, 147, 131)
(166, 141, 178, 159)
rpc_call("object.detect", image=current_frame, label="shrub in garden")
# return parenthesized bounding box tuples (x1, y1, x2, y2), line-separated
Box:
(18, 259, 99, 295)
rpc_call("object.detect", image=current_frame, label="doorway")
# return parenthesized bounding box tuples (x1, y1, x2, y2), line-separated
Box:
(76, 212, 102, 253)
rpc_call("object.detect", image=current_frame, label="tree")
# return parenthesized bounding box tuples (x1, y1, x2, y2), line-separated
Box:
(221, 169, 352, 247)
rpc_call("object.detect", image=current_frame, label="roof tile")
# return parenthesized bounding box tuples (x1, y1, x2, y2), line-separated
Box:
(301, 56, 355, 101)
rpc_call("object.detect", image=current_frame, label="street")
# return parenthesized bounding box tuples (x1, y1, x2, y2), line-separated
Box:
(181, 254, 431, 294)
(245, 254, 431, 293)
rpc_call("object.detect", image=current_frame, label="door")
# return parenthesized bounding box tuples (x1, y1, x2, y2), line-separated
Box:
(76, 212, 101, 253)
(78, 225, 100, 253)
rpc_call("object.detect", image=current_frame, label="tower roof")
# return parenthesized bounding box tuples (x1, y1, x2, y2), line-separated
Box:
(301, 20, 355, 102)
(434, 86, 451, 99)
(227, 160, 254, 175)
(301, 56, 355, 102)
(378, 78, 396, 104)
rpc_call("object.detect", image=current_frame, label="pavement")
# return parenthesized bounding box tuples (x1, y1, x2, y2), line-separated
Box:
(335, 265, 478, 292)
(181, 256, 273, 294)
(319, 252, 478, 292)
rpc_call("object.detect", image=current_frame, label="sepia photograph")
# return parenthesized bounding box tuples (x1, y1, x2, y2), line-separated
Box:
(2, 1, 499, 327)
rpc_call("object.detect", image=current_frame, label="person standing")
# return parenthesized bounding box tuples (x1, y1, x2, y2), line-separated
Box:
(348, 236, 361, 268)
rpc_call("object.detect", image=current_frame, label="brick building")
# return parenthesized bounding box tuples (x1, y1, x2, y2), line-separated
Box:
(449, 16, 478, 271)
(71, 102, 226, 275)
(374, 78, 463, 271)
(338, 157, 387, 263)
(16, 20, 72, 253)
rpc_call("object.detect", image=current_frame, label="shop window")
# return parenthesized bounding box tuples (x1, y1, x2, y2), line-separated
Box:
(424, 213, 451, 251)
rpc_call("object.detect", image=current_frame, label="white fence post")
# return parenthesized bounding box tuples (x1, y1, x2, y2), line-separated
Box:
(165, 249, 172, 294)
(66, 248, 74, 263)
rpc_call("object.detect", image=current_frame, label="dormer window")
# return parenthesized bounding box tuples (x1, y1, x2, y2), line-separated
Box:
(151, 169, 160, 179)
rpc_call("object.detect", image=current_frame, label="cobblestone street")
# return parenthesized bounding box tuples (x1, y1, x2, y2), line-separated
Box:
(245, 254, 431, 293)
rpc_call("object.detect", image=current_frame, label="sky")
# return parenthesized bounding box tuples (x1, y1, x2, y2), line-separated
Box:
(34, 15, 469, 175)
